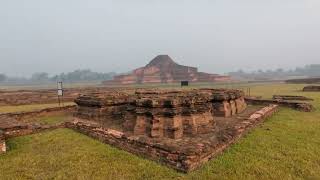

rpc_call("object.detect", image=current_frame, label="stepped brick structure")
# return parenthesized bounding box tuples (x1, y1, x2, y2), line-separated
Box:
(104, 55, 231, 85)
(69, 88, 259, 172)
(73, 89, 247, 136)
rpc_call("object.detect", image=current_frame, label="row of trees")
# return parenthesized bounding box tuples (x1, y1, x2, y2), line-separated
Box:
(228, 64, 320, 80)
(0, 69, 116, 83)
(0, 74, 6, 82)
(1, 64, 320, 84)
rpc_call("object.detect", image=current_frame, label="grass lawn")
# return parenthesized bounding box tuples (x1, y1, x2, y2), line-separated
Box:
(21, 113, 73, 126)
(0, 129, 180, 180)
(0, 102, 75, 114)
(0, 83, 320, 179)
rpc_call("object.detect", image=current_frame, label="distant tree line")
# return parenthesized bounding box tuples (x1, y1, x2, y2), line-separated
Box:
(228, 64, 320, 81)
(1, 64, 320, 84)
(0, 69, 116, 84)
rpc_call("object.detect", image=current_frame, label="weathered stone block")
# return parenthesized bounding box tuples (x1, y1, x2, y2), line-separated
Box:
(235, 97, 247, 114)
(164, 122, 183, 139)
(133, 116, 147, 135)
(230, 100, 237, 116)
(213, 101, 232, 117)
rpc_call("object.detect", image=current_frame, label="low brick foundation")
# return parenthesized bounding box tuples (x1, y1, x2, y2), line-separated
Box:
(0, 106, 74, 139)
(2, 123, 65, 139)
(303, 86, 320, 92)
(273, 95, 313, 101)
(0, 105, 76, 121)
(245, 97, 314, 112)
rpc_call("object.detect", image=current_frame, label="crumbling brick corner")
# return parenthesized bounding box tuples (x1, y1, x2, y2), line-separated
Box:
(202, 89, 247, 117)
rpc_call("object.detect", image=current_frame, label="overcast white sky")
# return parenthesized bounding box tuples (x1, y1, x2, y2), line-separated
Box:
(1, 0, 320, 77)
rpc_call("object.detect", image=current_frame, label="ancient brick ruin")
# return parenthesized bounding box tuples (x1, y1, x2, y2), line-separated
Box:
(245, 97, 314, 112)
(73, 89, 247, 138)
(69, 88, 278, 172)
(303, 86, 320, 92)
(0, 106, 75, 138)
(273, 95, 313, 101)
(0, 105, 76, 156)
(0, 89, 78, 106)
(104, 55, 231, 85)
(0, 87, 135, 106)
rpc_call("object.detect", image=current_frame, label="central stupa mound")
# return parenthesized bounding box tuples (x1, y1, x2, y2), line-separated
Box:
(104, 55, 230, 84)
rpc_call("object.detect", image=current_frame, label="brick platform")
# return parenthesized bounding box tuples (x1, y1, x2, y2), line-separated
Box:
(70, 89, 278, 172)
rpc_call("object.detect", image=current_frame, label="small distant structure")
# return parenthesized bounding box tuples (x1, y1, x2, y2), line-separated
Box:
(181, 81, 189, 87)
(104, 55, 231, 85)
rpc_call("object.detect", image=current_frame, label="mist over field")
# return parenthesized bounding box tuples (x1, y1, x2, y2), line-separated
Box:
(1, 0, 320, 77)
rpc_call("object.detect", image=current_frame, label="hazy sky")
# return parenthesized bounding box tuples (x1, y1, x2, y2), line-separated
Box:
(1, 0, 320, 77)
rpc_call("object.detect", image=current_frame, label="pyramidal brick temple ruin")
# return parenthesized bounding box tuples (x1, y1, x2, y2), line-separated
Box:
(104, 55, 231, 85)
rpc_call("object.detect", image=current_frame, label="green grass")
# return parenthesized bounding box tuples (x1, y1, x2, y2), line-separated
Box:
(187, 107, 320, 179)
(0, 102, 75, 114)
(22, 113, 73, 126)
(1, 83, 320, 179)
(0, 129, 179, 180)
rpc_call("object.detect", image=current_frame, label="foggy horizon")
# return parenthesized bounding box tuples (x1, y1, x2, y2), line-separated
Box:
(1, 0, 320, 77)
